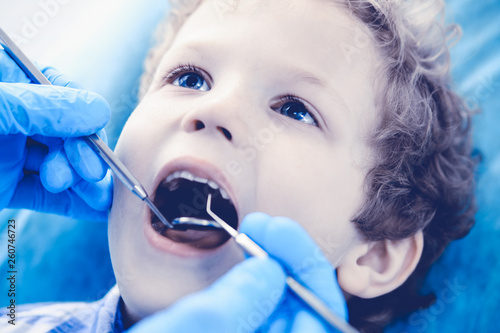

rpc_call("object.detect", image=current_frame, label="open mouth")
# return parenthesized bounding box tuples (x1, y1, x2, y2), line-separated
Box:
(151, 170, 238, 249)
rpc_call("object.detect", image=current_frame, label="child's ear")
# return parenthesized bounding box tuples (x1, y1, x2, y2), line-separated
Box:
(337, 231, 423, 298)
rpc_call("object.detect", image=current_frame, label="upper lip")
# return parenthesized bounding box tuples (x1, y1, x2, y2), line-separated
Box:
(151, 156, 239, 223)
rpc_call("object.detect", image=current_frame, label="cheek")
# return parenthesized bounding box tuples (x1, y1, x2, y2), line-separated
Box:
(112, 104, 167, 188)
(107, 109, 158, 278)
(255, 141, 365, 265)
(113, 117, 146, 170)
(108, 179, 141, 271)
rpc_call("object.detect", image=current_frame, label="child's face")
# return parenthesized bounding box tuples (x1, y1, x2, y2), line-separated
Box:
(109, 0, 379, 322)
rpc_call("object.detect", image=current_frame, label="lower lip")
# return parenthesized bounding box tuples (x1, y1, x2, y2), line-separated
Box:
(144, 217, 232, 258)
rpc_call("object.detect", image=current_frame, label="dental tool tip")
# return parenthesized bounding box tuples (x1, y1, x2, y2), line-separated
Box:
(145, 197, 173, 228)
(206, 194, 239, 237)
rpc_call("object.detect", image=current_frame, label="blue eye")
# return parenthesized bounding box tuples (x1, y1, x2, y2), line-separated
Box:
(173, 72, 209, 91)
(276, 98, 318, 126)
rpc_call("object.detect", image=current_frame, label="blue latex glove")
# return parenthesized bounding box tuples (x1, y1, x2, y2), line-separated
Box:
(128, 213, 347, 332)
(0, 50, 112, 221)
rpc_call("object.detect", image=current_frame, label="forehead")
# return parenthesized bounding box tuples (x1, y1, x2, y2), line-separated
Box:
(163, 0, 380, 134)
(171, 0, 374, 71)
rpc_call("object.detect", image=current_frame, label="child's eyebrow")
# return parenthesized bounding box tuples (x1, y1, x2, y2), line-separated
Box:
(172, 42, 205, 58)
(286, 65, 326, 88)
(286, 66, 351, 119)
(174, 42, 326, 88)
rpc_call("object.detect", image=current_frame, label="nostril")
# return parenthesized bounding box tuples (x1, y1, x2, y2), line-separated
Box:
(189, 119, 232, 141)
(194, 120, 205, 130)
(218, 126, 232, 141)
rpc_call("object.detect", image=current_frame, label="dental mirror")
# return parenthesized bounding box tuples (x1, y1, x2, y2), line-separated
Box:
(172, 217, 223, 230)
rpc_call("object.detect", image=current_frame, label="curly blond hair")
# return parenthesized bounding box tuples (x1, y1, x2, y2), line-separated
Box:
(139, 1, 477, 331)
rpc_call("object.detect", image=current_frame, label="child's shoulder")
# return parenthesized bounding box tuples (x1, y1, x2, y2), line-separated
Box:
(0, 286, 122, 333)
(0, 301, 92, 332)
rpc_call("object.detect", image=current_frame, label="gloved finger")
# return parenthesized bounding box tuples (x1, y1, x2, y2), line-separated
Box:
(265, 309, 331, 333)
(0, 49, 31, 83)
(0, 134, 25, 209)
(25, 135, 63, 173)
(72, 169, 113, 212)
(0, 51, 79, 88)
(240, 213, 347, 318)
(23, 137, 49, 172)
(64, 129, 108, 182)
(263, 293, 339, 333)
(240, 213, 332, 279)
(0, 82, 110, 136)
(40, 65, 82, 89)
(64, 131, 109, 183)
(0, 51, 80, 88)
(289, 310, 330, 333)
(97, 128, 108, 144)
(29, 133, 56, 146)
(40, 141, 78, 193)
(129, 257, 286, 333)
(8, 174, 109, 222)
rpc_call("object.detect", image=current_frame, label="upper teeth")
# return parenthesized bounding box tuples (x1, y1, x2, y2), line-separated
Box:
(164, 170, 230, 200)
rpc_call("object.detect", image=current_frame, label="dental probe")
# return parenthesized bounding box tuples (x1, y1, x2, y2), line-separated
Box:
(0, 27, 173, 229)
(206, 194, 359, 333)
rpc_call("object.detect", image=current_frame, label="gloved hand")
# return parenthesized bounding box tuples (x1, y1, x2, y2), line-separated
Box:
(128, 213, 347, 332)
(0, 50, 112, 221)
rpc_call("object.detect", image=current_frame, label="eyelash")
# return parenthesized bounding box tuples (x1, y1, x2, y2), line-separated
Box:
(163, 63, 210, 86)
(163, 64, 319, 127)
(275, 95, 319, 127)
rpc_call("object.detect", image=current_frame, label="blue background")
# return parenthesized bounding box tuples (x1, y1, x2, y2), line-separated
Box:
(1, 0, 499, 331)
(388, 0, 500, 331)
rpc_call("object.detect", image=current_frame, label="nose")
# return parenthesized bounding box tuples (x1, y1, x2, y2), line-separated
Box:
(181, 93, 252, 144)
(184, 118, 233, 141)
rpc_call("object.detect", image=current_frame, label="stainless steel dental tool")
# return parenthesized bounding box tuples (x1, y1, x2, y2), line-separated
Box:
(172, 217, 222, 230)
(0, 27, 173, 229)
(206, 194, 360, 333)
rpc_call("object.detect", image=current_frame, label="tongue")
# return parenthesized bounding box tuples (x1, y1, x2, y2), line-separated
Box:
(161, 227, 230, 249)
